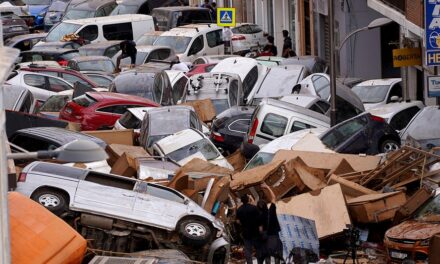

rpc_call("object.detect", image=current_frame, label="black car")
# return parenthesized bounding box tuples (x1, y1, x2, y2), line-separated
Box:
(210, 106, 255, 153)
(4, 33, 46, 51)
(19, 48, 80, 66)
(320, 112, 400, 155)
(9, 127, 107, 153)
(63, 0, 117, 20)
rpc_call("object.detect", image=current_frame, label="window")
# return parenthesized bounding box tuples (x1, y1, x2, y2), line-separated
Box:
(188, 35, 203, 55)
(172, 76, 187, 104)
(290, 121, 315, 133)
(73, 94, 97, 107)
(189, 113, 199, 130)
(10, 134, 53, 152)
(312, 75, 330, 99)
(32, 163, 84, 179)
(156, 49, 171, 60)
(95, 7, 106, 17)
(309, 101, 330, 115)
(387, 83, 403, 102)
(98, 105, 125, 114)
(243, 66, 259, 98)
(119, 111, 141, 129)
(77, 25, 98, 41)
(321, 116, 367, 149)
(389, 106, 421, 131)
(48, 77, 72, 92)
(261, 113, 287, 137)
(206, 29, 223, 48)
(145, 184, 185, 203)
(229, 119, 250, 133)
(62, 73, 91, 87)
(104, 46, 120, 58)
(249, 24, 263, 34)
(24, 74, 46, 89)
(85, 172, 135, 190)
(103, 22, 133, 40)
(39, 71, 58, 77)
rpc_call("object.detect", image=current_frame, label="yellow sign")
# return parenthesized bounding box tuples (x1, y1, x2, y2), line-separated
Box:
(392, 48, 422, 67)
(217, 8, 236, 27)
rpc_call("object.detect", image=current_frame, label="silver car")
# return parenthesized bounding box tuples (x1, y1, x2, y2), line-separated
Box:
(15, 161, 229, 263)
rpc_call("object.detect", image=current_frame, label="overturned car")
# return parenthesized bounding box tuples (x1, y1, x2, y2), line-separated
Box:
(15, 161, 229, 263)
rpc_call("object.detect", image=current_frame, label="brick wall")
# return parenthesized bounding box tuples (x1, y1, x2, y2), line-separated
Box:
(406, 0, 423, 28)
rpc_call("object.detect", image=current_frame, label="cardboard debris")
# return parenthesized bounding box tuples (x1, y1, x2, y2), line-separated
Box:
(230, 160, 284, 191)
(84, 129, 134, 146)
(290, 132, 334, 153)
(328, 174, 377, 198)
(110, 153, 138, 177)
(275, 184, 351, 239)
(393, 185, 434, 224)
(347, 191, 407, 224)
(106, 144, 149, 166)
(182, 99, 216, 123)
(226, 150, 246, 173)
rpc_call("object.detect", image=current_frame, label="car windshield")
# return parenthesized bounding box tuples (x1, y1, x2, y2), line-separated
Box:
(46, 22, 81, 42)
(49, 1, 68, 11)
(415, 195, 440, 222)
(119, 111, 141, 129)
(244, 152, 275, 170)
(136, 34, 159, 46)
(40, 94, 71, 112)
(111, 73, 155, 100)
(86, 74, 112, 87)
(110, 4, 138, 15)
(77, 60, 115, 73)
(64, 9, 94, 20)
(154, 36, 191, 54)
(352, 85, 389, 104)
(167, 138, 220, 162)
(150, 111, 190, 136)
(24, 0, 51, 5)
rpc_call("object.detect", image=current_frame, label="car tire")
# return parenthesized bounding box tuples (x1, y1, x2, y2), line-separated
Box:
(31, 189, 68, 216)
(178, 218, 212, 247)
(380, 139, 400, 153)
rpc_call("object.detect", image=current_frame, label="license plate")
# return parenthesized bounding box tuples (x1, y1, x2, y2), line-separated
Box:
(9, 26, 23, 32)
(390, 251, 408, 259)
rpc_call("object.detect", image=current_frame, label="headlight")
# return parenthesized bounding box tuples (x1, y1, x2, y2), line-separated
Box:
(419, 238, 431, 246)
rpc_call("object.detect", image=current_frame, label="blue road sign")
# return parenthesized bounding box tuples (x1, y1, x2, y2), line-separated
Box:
(425, 0, 440, 66)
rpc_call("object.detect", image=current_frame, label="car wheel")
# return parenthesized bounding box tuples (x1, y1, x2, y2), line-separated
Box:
(178, 218, 212, 247)
(380, 139, 400, 153)
(31, 189, 68, 216)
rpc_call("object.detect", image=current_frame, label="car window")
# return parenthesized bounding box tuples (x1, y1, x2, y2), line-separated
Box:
(189, 112, 199, 129)
(104, 3, 117, 15)
(86, 75, 112, 87)
(40, 95, 70, 112)
(309, 104, 325, 114)
(85, 172, 135, 190)
(321, 115, 367, 149)
(157, 49, 171, 60)
(119, 111, 141, 129)
(140, 183, 184, 203)
(312, 75, 330, 99)
(172, 76, 187, 104)
(261, 113, 287, 137)
(47, 77, 72, 92)
(10, 134, 53, 151)
(167, 138, 220, 162)
(23, 74, 46, 89)
(389, 106, 421, 131)
(98, 105, 126, 114)
(39, 71, 59, 77)
(62, 73, 91, 87)
(290, 121, 315, 133)
(229, 119, 250, 133)
(206, 29, 223, 48)
(189, 35, 204, 55)
(95, 7, 106, 17)
(388, 82, 403, 102)
(249, 24, 263, 34)
(317, 100, 330, 113)
(243, 66, 259, 98)
(193, 58, 205, 64)
(103, 22, 133, 40)
(104, 46, 120, 58)
(73, 94, 97, 107)
(77, 25, 99, 42)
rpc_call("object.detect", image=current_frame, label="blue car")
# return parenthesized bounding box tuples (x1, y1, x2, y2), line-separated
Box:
(24, 0, 52, 29)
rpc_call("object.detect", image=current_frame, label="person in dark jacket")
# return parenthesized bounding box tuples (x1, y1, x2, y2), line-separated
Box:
(261, 183, 283, 264)
(282, 30, 296, 58)
(115, 40, 137, 73)
(262, 36, 277, 56)
(236, 194, 265, 264)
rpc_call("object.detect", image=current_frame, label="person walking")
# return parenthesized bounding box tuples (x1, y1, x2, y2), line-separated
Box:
(262, 36, 277, 56)
(223, 26, 233, 54)
(115, 40, 137, 73)
(282, 30, 296, 58)
(261, 183, 284, 264)
(211, 2, 217, 21)
(236, 194, 265, 264)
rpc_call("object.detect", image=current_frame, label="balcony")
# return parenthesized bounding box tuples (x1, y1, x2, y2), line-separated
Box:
(380, 0, 406, 13)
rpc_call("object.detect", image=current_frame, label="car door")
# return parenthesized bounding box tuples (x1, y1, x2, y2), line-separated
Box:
(47, 76, 73, 92)
(22, 73, 54, 101)
(186, 35, 205, 62)
(205, 29, 224, 56)
(389, 106, 422, 132)
(73, 172, 136, 214)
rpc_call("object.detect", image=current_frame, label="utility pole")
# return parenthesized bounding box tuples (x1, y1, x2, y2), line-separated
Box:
(329, 0, 337, 127)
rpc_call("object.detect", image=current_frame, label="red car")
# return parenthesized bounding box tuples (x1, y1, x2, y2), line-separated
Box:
(20, 66, 99, 88)
(59, 92, 159, 130)
(186, 63, 217, 77)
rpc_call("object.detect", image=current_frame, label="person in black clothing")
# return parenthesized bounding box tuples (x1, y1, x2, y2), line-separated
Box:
(282, 30, 296, 58)
(261, 183, 283, 264)
(263, 36, 277, 56)
(236, 194, 265, 264)
(115, 40, 137, 73)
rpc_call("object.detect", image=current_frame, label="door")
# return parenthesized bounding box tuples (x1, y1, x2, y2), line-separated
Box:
(186, 35, 204, 62)
(327, 115, 369, 154)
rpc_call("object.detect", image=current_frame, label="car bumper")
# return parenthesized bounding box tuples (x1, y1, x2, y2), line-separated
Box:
(384, 238, 429, 263)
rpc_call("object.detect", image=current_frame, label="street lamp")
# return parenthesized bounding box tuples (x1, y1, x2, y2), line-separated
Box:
(7, 140, 108, 162)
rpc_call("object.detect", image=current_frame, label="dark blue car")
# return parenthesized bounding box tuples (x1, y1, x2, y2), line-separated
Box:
(25, 0, 52, 29)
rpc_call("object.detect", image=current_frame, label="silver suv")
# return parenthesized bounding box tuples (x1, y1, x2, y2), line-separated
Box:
(15, 161, 229, 263)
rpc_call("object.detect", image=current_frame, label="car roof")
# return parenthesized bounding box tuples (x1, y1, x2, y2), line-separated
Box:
(127, 107, 154, 119)
(13, 127, 106, 148)
(369, 101, 424, 119)
(211, 57, 262, 80)
(63, 14, 152, 25)
(146, 105, 194, 115)
(155, 128, 204, 154)
(135, 45, 170, 53)
(355, 78, 402, 86)
(263, 98, 330, 124)
(86, 91, 158, 105)
(162, 24, 219, 37)
(69, 0, 115, 10)
(78, 41, 122, 50)
(280, 94, 321, 108)
(21, 48, 78, 55)
(70, 55, 112, 62)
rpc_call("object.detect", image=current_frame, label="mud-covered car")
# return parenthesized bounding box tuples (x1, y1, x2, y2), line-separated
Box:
(15, 161, 230, 263)
(384, 189, 440, 263)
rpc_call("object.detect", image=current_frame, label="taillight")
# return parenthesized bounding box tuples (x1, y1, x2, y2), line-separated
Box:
(232, 35, 246, 41)
(211, 131, 224, 142)
(18, 172, 27, 182)
(57, 59, 68, 67)
(370, 115, 385, 123)
(247, 118, 259, 144)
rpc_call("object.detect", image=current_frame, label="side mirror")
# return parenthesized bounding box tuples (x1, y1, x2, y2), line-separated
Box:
(390, 95, 400, 102)
(292, 84, 302, 94)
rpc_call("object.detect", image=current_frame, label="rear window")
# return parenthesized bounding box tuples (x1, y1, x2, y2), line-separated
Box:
(321, 115, 367, 149)
(32, 163, 84, 179)
(119, 111, 141, 129)
(73, 94, 97, 107)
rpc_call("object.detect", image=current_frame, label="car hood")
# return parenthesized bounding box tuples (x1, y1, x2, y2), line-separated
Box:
(386, 220, 440, 241)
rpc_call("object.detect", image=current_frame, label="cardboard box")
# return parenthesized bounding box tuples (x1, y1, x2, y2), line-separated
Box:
(347, 192, 407, 223)
(106, 144, 149, 166)
(328, 174, 377, 198)
(84, 129, 134, 146)
(226, 150, 246, 173)
(182, 99, 216, 122)
(110, 153, 138, 177)
(393, 185, 434, 224)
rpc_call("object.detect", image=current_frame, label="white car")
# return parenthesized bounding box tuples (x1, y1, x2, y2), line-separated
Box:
(280, 94, 330, 115)
(368, 101, 424, 132)
(231, 23, 267, 55)
(152, 128, 233, 170)
(6, 71, 73, 102)
(153, 24, 224, 63)
(352, 78, 402, 110)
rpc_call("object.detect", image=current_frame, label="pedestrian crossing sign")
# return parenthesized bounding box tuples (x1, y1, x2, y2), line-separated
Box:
(217, 8, 235, 27)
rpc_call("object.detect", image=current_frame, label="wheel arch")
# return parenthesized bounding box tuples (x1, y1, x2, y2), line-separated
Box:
(378, 134, 401, 152)
(30, 185, 71, 205)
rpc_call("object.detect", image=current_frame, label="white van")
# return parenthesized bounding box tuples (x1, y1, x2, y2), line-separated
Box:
(153, 24, 224, 63)
(44, 14, 155, 44)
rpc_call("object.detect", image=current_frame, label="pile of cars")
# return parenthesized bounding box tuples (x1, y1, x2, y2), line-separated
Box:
(3, 1, 440, 263)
